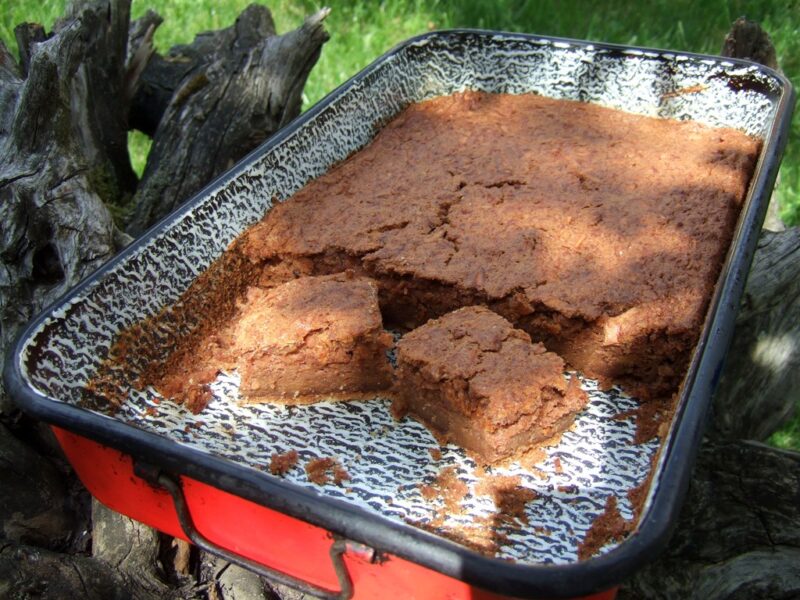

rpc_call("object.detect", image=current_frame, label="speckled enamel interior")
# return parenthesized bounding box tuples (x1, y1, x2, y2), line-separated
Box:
(17, 32, 784, 565)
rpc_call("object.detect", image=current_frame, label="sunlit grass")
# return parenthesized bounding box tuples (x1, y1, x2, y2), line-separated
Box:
(769, 416, 800, 450)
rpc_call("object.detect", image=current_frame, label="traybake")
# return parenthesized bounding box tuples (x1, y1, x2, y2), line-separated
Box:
(145, 272, 394, 410)
(117, 87, 760, 444)
(236, 90, 760, 401)
(5, 31, 793, 600)
(393, 306, 588, 463)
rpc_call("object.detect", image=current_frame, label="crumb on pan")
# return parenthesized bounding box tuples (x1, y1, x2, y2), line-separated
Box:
(269, 450, 299, 476)
(305, 457, 351, 486)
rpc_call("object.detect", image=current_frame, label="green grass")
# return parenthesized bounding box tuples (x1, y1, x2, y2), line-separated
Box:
(3, 0, 799, 448)
(769, 417, 800, 450)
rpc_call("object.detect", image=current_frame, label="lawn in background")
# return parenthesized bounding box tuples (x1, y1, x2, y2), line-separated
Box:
(2, 1, 799, 448)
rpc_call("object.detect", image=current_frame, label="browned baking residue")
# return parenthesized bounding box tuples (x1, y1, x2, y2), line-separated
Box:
(182, 421, 205, 434)
(412, 517, 509, 556)
(419, 484, 438, 501)
(437, 466, 468, 514)
(621, 395, 677, 444)
(333, 463, 351, 485)
(305, 457, 350, 486)
(577, 496, 633, 560)
(428, 448, 442, 461)
(510, 430, 567, 473)
(475, 475, 537, 525)
(553, 457, 563, 473)
(661, 84, 708, 100)
(185, 385, 214, 414)
(418, 466, 468, 517)
(269, 450, 299, 476)
(627, 451, 659, 521)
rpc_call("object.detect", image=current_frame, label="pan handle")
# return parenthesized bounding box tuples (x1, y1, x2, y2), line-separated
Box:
(134, 462, 357, 600)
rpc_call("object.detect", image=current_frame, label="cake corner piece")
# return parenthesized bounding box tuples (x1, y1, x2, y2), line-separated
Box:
(231, 272, 395, 404)
(394, 305, 588, 464)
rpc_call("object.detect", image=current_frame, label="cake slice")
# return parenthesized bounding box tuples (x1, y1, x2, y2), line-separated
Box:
(393, 306, 587, 463)
(220, 272, 394, 403)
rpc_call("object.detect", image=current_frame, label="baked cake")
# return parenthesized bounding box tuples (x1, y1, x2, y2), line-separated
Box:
(104, 91, 760, 425)
(141, 272, 393, 409)
(225, 273, 394, 403)
(393, 306, 588, 463)
(236, 91, 761, 399)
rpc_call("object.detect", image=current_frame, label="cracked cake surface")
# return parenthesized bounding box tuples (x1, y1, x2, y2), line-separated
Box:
(225, 273, 394, 403)
(148, 273, 394, 407)
(393, 306, 588, 463)
(236, 90, 761, 399)
(108, 90, 760, 418)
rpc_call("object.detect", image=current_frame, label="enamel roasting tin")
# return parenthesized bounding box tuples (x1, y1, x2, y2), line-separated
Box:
(4, 30, 794, 599)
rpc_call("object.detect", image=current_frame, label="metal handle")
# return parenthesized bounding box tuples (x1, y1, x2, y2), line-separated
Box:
(134, 462, 360, 599)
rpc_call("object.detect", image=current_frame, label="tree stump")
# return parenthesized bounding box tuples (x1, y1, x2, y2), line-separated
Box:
(0, 5, 797, 599)
(0, 0, 134, 415)
(125, 4, 330, 234)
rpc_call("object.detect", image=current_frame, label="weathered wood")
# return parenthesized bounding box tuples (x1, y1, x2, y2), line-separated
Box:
(125, 6, 329, 235)
(128, 6, 275, 137)
(91, 500, 175, 598)
(124, 10, 160, 111)
(711, 228, 800, 440)
(13, 22, 48, 78)
(0, 423, 77, 549)
(709, 19, 798, 441)
(201, 552, 275, 600)
(0, 0, 134, 414)
(0, 541, 168, 600)
(619, 441, 800, 599)
(721, 17, 779, 70)
(722, 17, 784, 233)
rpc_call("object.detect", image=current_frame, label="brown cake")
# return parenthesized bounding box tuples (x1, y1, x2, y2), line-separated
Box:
(393, 306, 588, 463)
(236, 91, 761, 399)
(228, 273, 393, 403)
(144, 272, 394, 408)
(107, 90, 761, 420)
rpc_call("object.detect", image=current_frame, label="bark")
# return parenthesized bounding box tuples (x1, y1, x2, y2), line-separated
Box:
(127, 6, 275, 137)
(200, 552, 275, 600)
(620, 441, 800, 599)
(91, 500, 176, 598)
(124, 5, 330, 235)
(721, 17, 784, 232)
(0, 0, 134, 414)
(0, 543, 141, 600)
(0, 423, 78, 549)
(711, 228, 800, 441)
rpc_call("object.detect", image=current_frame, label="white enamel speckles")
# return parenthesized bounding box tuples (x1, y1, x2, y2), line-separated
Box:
(113, 373, 654, 565)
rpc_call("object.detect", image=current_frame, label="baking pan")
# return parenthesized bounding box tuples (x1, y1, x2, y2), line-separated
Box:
(4, 30, 794, 599)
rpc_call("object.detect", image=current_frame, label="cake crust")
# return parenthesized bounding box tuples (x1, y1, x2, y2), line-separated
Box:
(225, 273, 394, 403)
(105, 91, 761, 412)
(236, 91, 761, 399)
(145, 273, 394, 407)
(394, 306, 588, 463)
